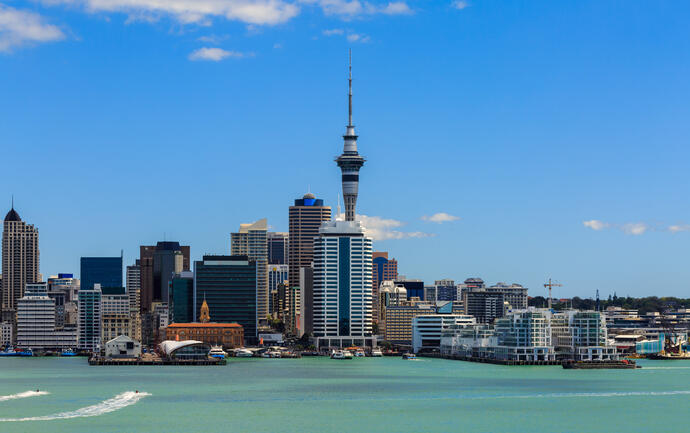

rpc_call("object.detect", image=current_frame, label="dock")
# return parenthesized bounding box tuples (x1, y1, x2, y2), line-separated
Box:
(88, 357, 226, 366)
(421, 353, 562, 366)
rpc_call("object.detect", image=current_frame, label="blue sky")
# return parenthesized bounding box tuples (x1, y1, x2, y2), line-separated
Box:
(1, 0, 689, 298)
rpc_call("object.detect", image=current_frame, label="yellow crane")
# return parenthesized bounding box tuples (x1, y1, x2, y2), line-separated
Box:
(544, 278, 562, 310)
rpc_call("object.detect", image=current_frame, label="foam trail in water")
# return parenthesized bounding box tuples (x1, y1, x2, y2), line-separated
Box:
(0, 391, 49, 402)
(0, 391, 150, 422)
(486, 390, 690, 400)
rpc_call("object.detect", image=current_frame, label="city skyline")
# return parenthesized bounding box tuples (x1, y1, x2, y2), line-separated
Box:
(3, 1, 690, 297)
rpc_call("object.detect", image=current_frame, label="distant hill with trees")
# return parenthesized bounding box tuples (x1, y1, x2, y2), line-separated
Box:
(528, 295, 690, 314)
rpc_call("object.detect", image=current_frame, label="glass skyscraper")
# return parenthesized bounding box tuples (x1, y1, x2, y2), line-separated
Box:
(80, 256, 123, 291)
(193, 255, 257, 344)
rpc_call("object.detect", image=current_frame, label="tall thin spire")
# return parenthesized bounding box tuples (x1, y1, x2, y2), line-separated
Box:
(348, 49, 352, 127)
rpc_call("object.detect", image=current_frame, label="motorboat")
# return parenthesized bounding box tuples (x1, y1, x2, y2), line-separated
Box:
(269, 351, 282, 358)
(371, 348, 383, 357)
(17, 348, 33, 357)
(354, 349, 365, 357)
(261, 352, 272, 358)
(61, 348, 77, 357)
(235, 348, 254, 358)
(402, 352, 417, 360)
(0, 347, 18, 357)
(209, 346, 227, 359)
(331, 350, 352, 360)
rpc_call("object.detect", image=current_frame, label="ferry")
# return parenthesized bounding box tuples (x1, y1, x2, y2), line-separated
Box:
(209, 346, 227, 359)
(235, 348, 254, 358)
(402, 353, 417, 360)
(371, 348, 383, 357)
(61, 348, 77, 357)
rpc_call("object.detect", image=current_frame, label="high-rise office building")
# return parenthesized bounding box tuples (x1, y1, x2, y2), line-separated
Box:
(2, 205, 40, 325)
(336, 52, 365, 222)
(231, 219, 268, 323)
(465, 291, 505, 324)
(435, 279, 457, 302)
(193, 255, 257, 344)
(16, 283, 77, 350)
(139, 242, 190, 313)
(287, 193, 331, 334)
(372, 252, 398, 323)
(126, 262, 142, 342)
(313, 220, 373, 349)
(268, 264, 288, 317)
(486, 282, 528, 310)
(267, 232, 289, 265)
(78, 284, 102, 351)
(80, 256, 123, 291)
(170, 271, 194, 323)
(101, 287, 131, 345)
(394, 278, 425, 300)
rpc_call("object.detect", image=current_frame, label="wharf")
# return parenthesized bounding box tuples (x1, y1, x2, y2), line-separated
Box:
(88, 357, 226, 366)
(563, 360, 639, 369)
(421, 353, 562, 366)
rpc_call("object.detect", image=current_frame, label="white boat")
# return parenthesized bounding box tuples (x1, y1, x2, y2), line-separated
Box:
(402, 352, 417, 360)
(0, 346, 17, 357)
(269, 351, 282, 358)
(235, 349, 254, 358)
(354, 349, 365, 357)
(331, 350, 352, 360)
(371, 348, 383, 357)
(209, 346, 227, 358)
(261, 352, 272, 358)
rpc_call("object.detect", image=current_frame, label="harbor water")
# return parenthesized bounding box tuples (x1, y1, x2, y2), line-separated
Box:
(0, 357, 688, 432)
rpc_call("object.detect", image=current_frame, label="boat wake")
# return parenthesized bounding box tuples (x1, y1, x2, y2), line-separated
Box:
(0, 391, 150, 422)
(0, 391, 49, 402)
(489, 390, 690, 400)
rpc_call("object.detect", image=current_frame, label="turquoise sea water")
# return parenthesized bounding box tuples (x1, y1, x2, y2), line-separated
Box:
(0, 357, 689, 432)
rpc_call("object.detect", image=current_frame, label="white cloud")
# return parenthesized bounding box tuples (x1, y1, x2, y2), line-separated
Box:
(0, 4, 65, 52)
(322, 28, 344, 36)
(43, 0, 300, 25)
(583, 220, 649, 235)
(306, 0, 412, 18)
(336, 213, 434, 240)
(622, 223, 648, 236)
(197, 34, 229, 43)
(380, 2, 412, 15)
(421, 212, 460, 224)
(451, 0, 469, 10)
(188, 47, 245, 61)
(346, 32, 369, 43)
(669, 225, 690, 233)
(583, 220, 609, 231)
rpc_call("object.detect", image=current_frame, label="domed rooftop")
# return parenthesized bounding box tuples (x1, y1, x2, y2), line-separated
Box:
(4, 208, 20, 222)
(303, 192, 316, 199)
(394, 285, 408, 295)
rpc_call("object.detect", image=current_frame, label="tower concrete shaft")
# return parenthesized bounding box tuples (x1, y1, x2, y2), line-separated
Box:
(336, 50, 365, 222)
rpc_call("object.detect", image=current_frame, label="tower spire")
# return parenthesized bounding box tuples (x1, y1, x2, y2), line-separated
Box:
(348, 49, 352, 127)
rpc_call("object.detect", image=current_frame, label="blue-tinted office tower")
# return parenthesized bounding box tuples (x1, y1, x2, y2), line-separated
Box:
(394, 279, 425, 300)
(170, 271, 194, 323)
(193, 255, 257, 344)
(80, 256, 123, 291)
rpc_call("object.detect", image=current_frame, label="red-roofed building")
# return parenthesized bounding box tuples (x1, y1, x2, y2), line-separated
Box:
(165, 323, 244, 349)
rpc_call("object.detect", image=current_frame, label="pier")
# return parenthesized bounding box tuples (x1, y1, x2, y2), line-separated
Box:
(88, 357, 226, 366)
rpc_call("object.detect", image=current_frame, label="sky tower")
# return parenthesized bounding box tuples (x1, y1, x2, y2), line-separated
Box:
(336, 50, 366, 222)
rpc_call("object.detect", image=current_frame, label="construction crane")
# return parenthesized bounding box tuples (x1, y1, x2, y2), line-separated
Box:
(544, 278, 562, 310)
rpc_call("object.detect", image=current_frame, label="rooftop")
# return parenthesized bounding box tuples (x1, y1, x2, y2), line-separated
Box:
(167, 323, 243, 328)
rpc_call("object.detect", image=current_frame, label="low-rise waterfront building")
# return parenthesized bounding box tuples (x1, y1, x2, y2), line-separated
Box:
(158, 340, 211, 360)
(412, 314, 476, 353)
(105, 335, 142, 358)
